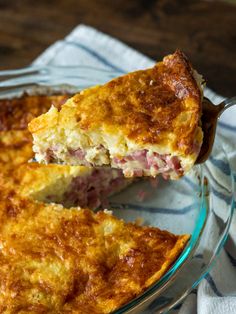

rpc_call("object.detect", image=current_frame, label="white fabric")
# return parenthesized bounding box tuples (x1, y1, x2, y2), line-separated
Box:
(33, 24, 236, 314)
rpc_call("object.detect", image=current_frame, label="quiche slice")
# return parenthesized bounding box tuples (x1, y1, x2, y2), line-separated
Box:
(0, 187, 189, 313)
(29, 50, 204, 179)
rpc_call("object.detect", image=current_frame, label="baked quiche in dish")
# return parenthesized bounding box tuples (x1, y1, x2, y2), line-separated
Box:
(29, 50, 204, 179)
(0, 94, 189, 313)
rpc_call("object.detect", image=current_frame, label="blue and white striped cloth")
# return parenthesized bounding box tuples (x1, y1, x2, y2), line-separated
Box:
(34, 25, 236, 314)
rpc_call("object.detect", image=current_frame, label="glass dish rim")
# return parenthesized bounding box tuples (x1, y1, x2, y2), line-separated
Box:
(0, 65, 235, 313)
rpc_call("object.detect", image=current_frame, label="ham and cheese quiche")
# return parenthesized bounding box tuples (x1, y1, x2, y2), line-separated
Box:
(0, 187, 189, 313)
(0, 94, 190, 313)
(29, 50, 204, 179)
(0, 95, 131, 209)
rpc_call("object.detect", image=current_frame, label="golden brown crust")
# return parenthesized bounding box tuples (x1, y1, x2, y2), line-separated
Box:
(43, 50, 202, 155)
(162, 50, 201, 100)
(0, 94, 69, 131)
(0, 187, 189, 313)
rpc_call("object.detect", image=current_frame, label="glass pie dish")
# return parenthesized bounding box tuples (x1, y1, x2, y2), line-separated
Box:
(0, 66, 235, 314)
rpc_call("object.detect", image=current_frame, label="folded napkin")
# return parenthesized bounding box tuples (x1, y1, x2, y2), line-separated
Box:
(34, 25, 236, 314)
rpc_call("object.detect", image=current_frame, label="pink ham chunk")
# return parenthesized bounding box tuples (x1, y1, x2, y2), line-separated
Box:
(112, 150, 183, 178)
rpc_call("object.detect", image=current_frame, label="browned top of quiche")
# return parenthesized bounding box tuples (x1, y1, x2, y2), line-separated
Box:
(0, 187, 189, 313)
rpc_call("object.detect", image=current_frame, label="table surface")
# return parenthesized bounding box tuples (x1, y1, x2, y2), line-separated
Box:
(0, 0, 235, 97)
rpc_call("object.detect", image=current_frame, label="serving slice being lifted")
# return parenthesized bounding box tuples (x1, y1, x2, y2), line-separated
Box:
(29, 50, 204, 179)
